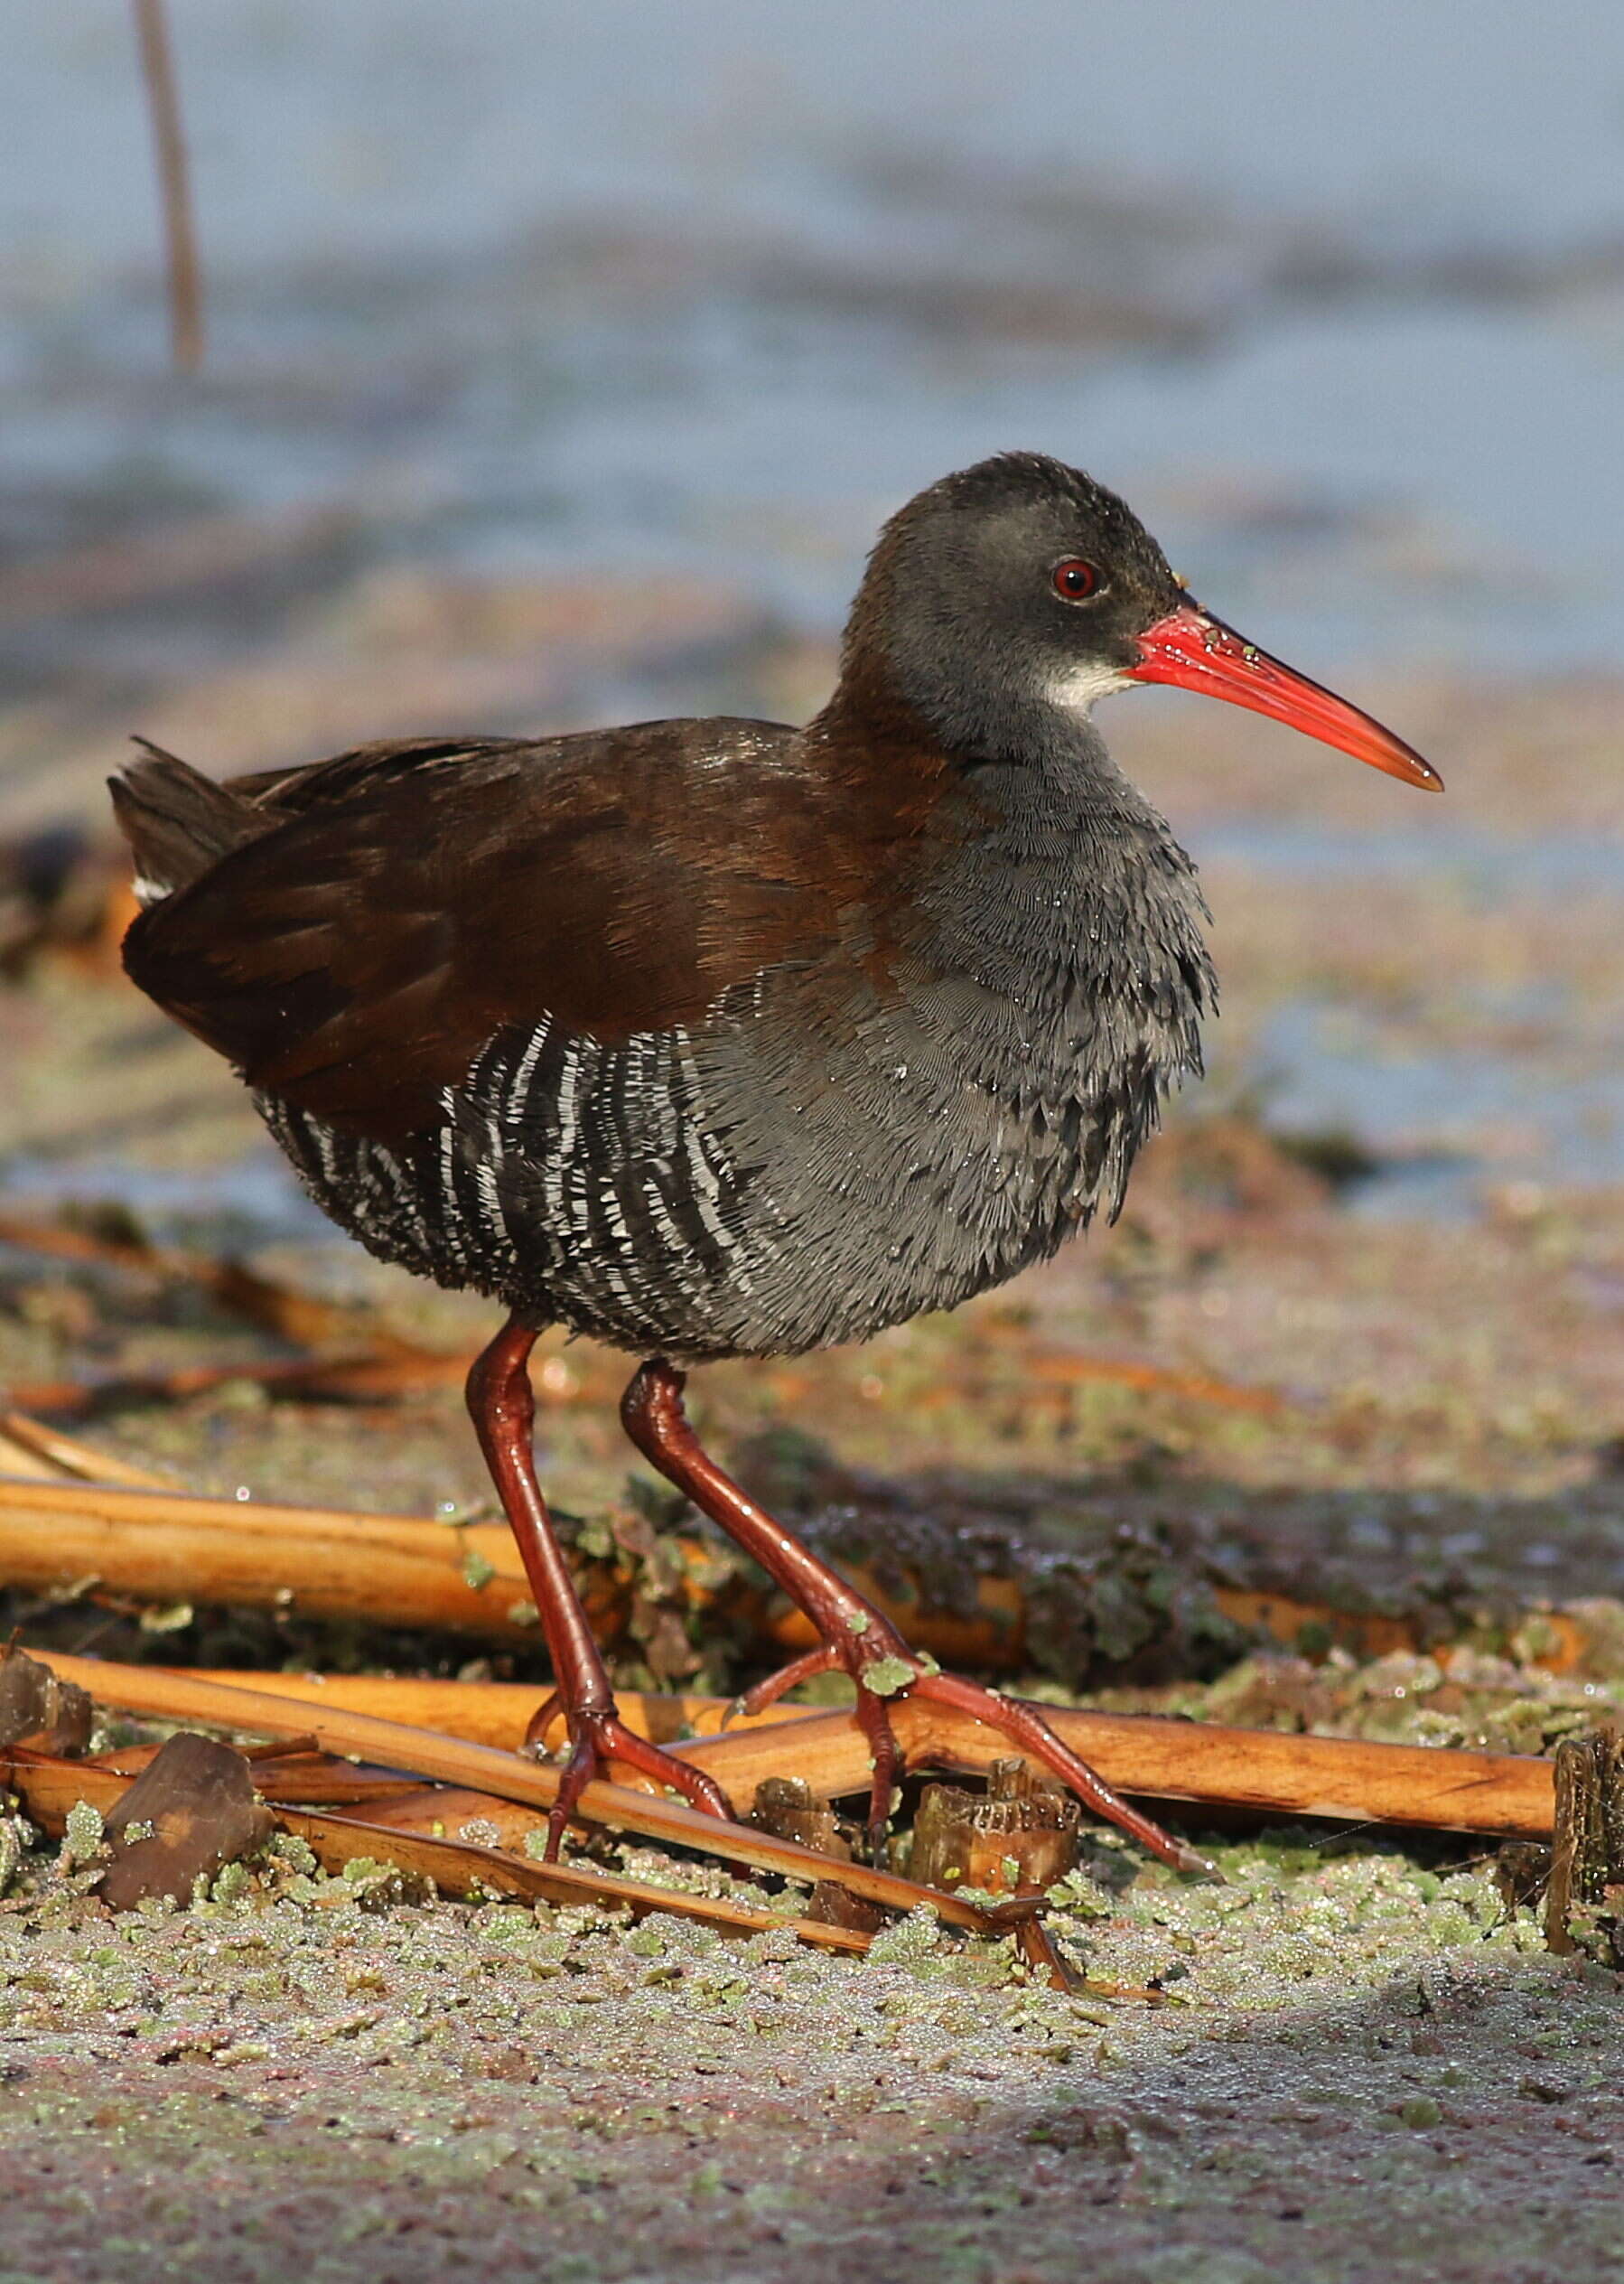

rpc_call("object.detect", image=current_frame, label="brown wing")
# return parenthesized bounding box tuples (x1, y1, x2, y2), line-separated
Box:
(119, 720, 905, 1141)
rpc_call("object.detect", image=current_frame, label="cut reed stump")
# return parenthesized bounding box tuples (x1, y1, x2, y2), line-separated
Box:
(909, 1757, 1080, 1897)
(1545, 1727, 1624, 1960)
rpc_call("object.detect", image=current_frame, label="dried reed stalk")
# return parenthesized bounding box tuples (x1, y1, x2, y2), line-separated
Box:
(22, 1651, 994, 1931)
(0, 1412, 172, 1490)
(1, 1752, 871, 1955)
(678, 1697, 1555, 1840)
(84, 1738, 434, 1807)
(188, 1670, 811, 1750)
(175, 1662, 1555, 1839)
(133, 0, 202, 370)
(0, 1212, 440, 1361)
(5, 1353, 461, 1416)
(0, 1471, 1021, 1662)
(7, 1467, 1596, 1680)
(0, 1476, 546, 1639)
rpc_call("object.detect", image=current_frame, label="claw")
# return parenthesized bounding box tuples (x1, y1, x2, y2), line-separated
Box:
(537, 1707, 736, 1862)
(524, 1689, 564, 1752)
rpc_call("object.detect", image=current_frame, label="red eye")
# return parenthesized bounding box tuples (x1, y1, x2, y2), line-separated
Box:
(1051, 557, 1098, 601)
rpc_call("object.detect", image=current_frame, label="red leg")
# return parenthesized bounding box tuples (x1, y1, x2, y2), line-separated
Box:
(466, 1319, 734, 1858)
(623, 1357, 1215, 1876)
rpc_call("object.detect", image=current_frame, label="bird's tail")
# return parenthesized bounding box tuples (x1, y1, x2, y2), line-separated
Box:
(108, 738, 266, 906)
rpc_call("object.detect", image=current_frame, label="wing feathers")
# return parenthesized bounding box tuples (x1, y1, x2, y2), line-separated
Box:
(117, 723, 849, 1138)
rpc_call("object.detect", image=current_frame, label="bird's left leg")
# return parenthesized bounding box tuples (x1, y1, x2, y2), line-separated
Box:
(469, 1319, 734, 1857)
(621, 1357, 1212, 1873)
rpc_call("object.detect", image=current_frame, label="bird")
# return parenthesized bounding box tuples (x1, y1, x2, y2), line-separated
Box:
(111, 452, 1440, 1870)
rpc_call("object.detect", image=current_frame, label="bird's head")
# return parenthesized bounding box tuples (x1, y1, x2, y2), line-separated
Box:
(845, 452, 1441, 791)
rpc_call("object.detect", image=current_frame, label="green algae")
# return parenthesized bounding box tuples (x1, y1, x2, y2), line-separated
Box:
(0, 1854, 1618, 2282)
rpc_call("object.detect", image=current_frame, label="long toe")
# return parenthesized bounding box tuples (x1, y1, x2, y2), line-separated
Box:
(735, 1643, 841, 1719)
(853, 1686, 905, 1866)
(602, 1718, 736, 1823)
(542, 1735, 602, 1861)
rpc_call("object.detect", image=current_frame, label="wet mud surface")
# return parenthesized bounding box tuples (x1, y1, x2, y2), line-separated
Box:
(0, 1869, 1619, 2284)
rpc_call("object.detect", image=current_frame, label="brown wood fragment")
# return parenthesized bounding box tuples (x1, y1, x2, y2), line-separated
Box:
(805, 1879, 886, 1934)
(99, 1731, 272, 1909)
(0, 1642, 92, 1754)
(1545, 1726, 1624, 1960)
(908, 1757, 1080, 1897)
(751, 1774, 853, 1861)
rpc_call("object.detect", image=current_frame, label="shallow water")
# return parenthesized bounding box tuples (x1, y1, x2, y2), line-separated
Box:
(5, 1, 1622, 677)
(1199, 819, 1624, 898)
(1255, 1000, 1624, 1216)
(1, 1149, 329, 1249)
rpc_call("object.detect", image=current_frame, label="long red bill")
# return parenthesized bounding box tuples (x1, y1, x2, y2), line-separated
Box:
(1128, 604, 1442, 791)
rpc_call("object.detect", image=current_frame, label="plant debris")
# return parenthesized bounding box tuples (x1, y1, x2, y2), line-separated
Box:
(98, 1730, 272, 1910)
(10, 1648, 999, 1936)
(0, 1639, 91, 1753)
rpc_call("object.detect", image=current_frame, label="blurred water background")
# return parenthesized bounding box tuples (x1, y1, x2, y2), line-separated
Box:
(2, 0, 1620, 1222)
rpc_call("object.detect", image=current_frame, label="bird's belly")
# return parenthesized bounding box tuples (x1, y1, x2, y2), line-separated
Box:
(256, 922, 1183, 1363)
(257, 1020, 1106, 1362)
(496, 1078, 1096, 1359)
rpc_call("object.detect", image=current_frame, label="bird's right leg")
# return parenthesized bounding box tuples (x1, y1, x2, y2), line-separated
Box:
(621, 1356, 1213, 1875)
(465, 1316, 734, 1858)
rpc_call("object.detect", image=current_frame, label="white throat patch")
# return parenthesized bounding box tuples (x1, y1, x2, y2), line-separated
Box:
(1047, 661, 1136, 721)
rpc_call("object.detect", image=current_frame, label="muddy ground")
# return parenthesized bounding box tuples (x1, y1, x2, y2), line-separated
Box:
(0, 623, 1621, 2279)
